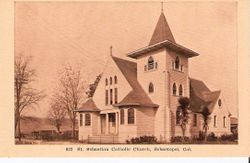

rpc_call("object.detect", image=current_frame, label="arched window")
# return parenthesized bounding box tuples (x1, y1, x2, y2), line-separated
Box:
(128, 108, 135, 124)
(179, 84, 183, 96)
(114, 76, 117, 84)
(105, 78, 108, 86)
(214, 115, 217, 127)
(105, 90, 108, 105)
(120, 109, 124, 125)
(110, 89, 113, 104)
(218, 99, 222, 107)
(148, 56, 154, 70)
(176, 107, 181, 125)
(80, 114, 83, 126)
(114, 88, 118, 104)
(85, 113, 91, 126)
(173, 83, 177, 95)
(110, 77, 112, 85)
(223, 116, 226, 127)
(175, 56, 180, 70)
(148, 82, 154, 93)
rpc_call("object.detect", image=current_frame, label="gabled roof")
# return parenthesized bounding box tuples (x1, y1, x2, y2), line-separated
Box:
(149, 12, 175, 45)
(190, 78, 221, 113)
(112, 56, 158, 108)
(75, 99, 100, 112)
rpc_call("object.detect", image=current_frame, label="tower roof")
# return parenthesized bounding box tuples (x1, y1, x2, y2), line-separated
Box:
(149, 12, 175, 45)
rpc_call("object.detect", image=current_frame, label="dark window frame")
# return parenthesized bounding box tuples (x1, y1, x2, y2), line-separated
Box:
(85, 113, 91, 126)
(128, 108, 135, 124)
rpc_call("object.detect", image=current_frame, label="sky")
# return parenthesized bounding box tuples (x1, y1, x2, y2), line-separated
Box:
(15, 2, 237, 118)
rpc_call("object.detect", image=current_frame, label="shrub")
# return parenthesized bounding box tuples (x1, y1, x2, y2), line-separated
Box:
(207, 132, 217, 141)
(220, 133, 238, 142)
(171, 136, 190, 143)
(126, 135, 157, 144)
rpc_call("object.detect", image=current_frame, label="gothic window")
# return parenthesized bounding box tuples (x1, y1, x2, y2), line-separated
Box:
(175, 56, 180, 70)
(176, 107, 181, 125)
(114, 88, 118, 104)
(214, 115, 217, 127)
(120, 109, 124, 125)
(85, 113, 91, 126)
(114, 76, 117, 84)
(128, 108, 135, 124)
(80, 114, 83, 126)
(223, 116, 226, 128)
(110, 89, 113, 105)
(148, 56, 154, 70)
(110, 77, 112, 85)
(218, 99, 222, 107)
(105, 90, 108, 105)
(149, 82, 154, 93)
(105, 78, 108, 86)
(173, 83, 177, 95)
(179, 84, 183, 96)
(193, 114, 197, 127)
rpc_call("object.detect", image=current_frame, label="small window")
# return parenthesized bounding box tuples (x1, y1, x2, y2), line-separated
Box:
(114, 88, 118, 104)
(193, 114, 197, 127)
(105, 90, 108, 105)
(176, 107, 181, 125)
(80, 114, 83, 126)
(149, 82, 154, 93)
(179, 84, 183, 96)
(110, 77, 112, 85)
(85, 113, 91, 126)
(105, 78, 108, 86)
(173, 83, 177, 95)
(175, 56, 180, 70)
(110, 89, 113, 105)
(128, 108, 135, 124)
(144, 65, 147, 71)
(148, 56, 154, 70)
(155, 62, 158, 69)
(214, 115, 217, 127)
(120, 109, 124, 125)
(223, 116, 226, 128)
(218, 99, 222, 107)
(114, 76, 117, 84)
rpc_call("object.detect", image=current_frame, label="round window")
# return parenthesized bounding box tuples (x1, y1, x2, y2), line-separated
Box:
(218, 99, 222, 107)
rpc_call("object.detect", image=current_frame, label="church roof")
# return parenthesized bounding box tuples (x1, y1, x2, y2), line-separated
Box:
(127, 12, 199, 59)
(189, 78, 221, 114)
(149, 12, 175, 45)
(112, 56, 158, 108)
(75, 98, 100, 112)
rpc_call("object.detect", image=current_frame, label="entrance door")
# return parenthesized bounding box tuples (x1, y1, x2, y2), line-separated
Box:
(108, 113, 116, 134)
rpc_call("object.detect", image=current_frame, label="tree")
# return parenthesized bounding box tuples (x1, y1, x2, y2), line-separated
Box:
(55, 65, 86, 139)
(14, 54, 45, 141)
(86, 73, 102, 98)
(200, 106, 211, 142)
(177, 97, 190, 141)
(48, 96, 67, 133)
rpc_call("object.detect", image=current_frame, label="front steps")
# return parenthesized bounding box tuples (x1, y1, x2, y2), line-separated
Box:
(87, 135, 119, 144)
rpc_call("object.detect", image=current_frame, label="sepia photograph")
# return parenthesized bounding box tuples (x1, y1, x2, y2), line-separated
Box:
(14, 1, 238, 145)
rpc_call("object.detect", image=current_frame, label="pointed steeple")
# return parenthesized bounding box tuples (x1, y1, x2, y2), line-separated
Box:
(149, 12, 175, 45)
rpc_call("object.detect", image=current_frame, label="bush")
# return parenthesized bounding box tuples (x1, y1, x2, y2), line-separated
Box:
(171, 136, 190, 143)
(207, 132, 217, 141)
(220, 133, 238, 142)
(126, 135, 157, 144)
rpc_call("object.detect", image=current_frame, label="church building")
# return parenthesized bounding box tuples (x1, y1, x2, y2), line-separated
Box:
(75, 9, 231, 143)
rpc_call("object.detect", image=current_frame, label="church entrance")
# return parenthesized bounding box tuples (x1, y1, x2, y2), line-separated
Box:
(108, 113, 116, 134)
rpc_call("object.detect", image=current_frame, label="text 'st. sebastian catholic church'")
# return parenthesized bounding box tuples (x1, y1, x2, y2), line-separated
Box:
(75, 8, 231, 143)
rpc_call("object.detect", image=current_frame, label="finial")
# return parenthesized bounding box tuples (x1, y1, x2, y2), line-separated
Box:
(110, 46, 113, 56)
(161, 1, 164, 13)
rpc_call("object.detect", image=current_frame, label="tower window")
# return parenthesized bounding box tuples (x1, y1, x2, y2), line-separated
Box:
(179, 84, 183, 96)
(105, 90, 108, 105)
(114, 88, 118, 104)
(148, 56, 154, 70)
(218, 99, 222, 107)
(223, 116, 226, 127)
(110, 89, 113, 105)
(175, 56, 180, 70)
(149, 82, 154, 93)
(173, 83, 177, 95)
